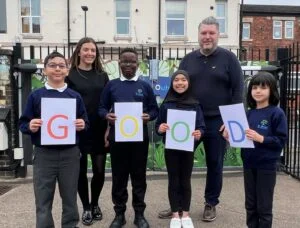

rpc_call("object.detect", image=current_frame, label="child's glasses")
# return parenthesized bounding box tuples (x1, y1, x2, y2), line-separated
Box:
(47, 63, 68, 69)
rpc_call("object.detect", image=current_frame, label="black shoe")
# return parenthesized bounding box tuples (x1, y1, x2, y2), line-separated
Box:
(134, 214, 150, 228)
(109, 214, 126, 228)
(202, 203, 216, 222)
(82, 209, 93, 226)
(92, 205, 103, 220)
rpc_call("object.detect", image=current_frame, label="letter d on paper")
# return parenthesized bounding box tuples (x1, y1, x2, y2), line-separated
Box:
(228, 120, 245, 142)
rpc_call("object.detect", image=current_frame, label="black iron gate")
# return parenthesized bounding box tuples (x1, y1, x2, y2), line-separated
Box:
(279, 43, 300, 180)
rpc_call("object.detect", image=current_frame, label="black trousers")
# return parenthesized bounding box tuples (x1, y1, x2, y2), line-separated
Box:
(203, 116, 227, 206)
(110, 140, 149, 215)
(244, 168, 276, 228)
(165, 149, 194, 212)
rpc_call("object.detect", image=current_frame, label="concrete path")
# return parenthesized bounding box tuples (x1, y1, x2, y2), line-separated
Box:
(0, 172, 299, 228)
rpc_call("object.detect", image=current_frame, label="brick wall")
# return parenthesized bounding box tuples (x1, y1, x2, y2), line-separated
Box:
(0, 49, 16, 178)
(242, 16, 300, 61)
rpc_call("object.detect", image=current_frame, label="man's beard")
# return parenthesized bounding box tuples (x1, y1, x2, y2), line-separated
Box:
(201, 45, 217, 56)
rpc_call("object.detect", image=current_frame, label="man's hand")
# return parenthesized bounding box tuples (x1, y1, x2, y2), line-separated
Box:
(222, 129, 229, 141)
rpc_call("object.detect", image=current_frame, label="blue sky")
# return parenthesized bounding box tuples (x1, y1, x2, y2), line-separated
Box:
(243, 0, 300, 5)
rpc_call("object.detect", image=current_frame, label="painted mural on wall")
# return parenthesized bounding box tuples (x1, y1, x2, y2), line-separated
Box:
(0, 55, 10, 106)
(32, 59, 242, 169)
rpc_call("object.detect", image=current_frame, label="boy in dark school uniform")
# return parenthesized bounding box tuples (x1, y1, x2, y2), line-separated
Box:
(98, 48, 158, 228)
(19, 51, 89, 228)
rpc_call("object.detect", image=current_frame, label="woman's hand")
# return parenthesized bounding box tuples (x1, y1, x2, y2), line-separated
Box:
(106, 113, 117, 124)
(142, 113, 150, 124)
(75, 119, 85, 131)
(104, 126, 110, 148)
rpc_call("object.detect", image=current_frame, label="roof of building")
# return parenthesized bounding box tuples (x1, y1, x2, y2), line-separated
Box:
(242, 4, 300, 16)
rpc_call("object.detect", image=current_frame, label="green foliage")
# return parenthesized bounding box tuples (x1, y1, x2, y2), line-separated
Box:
(167, 60, 179, 75)
(105, 154, 112, 169)
(194, 144, 206, 167)
(88, 154, 92, 169)
(139, 61, 149, 75)
(31, 74, 45, 90)
(104, 60, 119, 79)
(31, 59, 41, 64)
(88, 153, 111, 169)
(223, 147, 242, 166)
(149, 141, 166, 170)
(158, 60, 179, 76)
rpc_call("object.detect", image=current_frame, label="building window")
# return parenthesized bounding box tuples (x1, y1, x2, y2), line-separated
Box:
(165, 0, 186, 36)
(216, 0, 227, 34)
(242, 23, 250, 40)
(285, 21, 294, 39)
(0, 0, 7, 33)
(115, 0, 130, 36)
(273, 21, 282, 39)
(21, 0, 41, 34)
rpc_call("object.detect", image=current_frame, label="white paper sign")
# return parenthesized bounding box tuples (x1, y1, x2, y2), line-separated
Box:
(115, 102, 143, 142)
(165, 109, 196, 152)
(219, 103, 254, 148)
(41, 98, 76, 145)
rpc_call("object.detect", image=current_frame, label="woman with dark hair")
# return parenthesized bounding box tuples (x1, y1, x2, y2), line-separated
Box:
(66, 37, 109, 226)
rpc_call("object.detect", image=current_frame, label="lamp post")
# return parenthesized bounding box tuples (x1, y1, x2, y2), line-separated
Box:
(81, 5, 88, 37)
(67, 0, 70, 58)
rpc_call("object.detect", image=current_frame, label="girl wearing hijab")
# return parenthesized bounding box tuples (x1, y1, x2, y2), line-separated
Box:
(155, 70, 205, 228)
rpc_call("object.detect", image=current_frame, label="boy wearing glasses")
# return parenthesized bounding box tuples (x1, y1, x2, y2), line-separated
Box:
(98, 48, 158, 228)
(19, 51, 89, 228)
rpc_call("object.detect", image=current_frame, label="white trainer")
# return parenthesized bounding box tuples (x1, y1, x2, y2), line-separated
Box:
(181, 217, 194, 228)
(170, 217, 182, 228)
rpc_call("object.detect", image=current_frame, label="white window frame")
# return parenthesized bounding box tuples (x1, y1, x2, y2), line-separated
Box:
(273, 20, 282, 39)
(285, 21, 294, 39)
(0, 0, 7, 33)
(20, 0, 41, 34)
(165, 0, 186, 37)
(216, 0, 227, 35)
(242, 23, 250, 40)
(115, 0, 131, 37)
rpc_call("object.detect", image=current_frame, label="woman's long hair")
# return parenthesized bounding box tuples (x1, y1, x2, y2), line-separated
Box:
(69, 37, 104, 72)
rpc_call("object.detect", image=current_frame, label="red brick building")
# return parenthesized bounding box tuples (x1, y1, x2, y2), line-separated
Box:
(241, 4, 300, 61)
